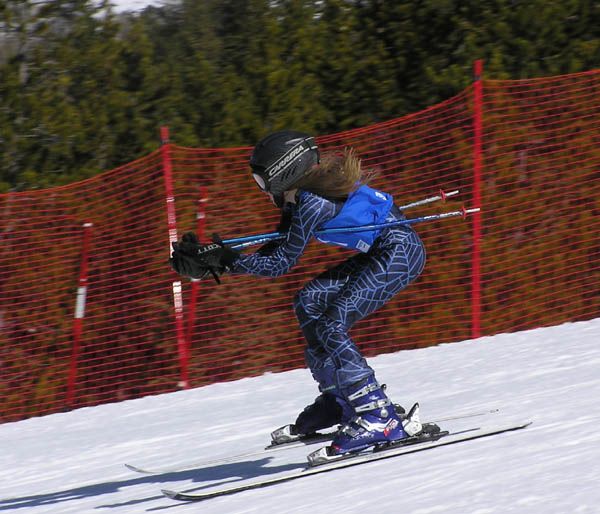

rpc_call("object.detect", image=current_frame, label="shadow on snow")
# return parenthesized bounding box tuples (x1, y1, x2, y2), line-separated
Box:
(0, 456, 302, 511)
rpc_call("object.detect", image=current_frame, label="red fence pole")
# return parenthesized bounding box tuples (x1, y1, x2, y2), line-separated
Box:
(66, 222, 93, 406)
(186, 186, 208, 356)
(160, 126, 189, 389)
(471, 60, 484, 339)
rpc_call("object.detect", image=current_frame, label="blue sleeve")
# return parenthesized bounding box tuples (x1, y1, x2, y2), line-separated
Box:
(232, 191, 337, 277)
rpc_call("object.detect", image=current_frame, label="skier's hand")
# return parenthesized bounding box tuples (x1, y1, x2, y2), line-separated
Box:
(169, 244, 208, 280)
(169, 232, 239, 283)
(169, 232, 206, 279)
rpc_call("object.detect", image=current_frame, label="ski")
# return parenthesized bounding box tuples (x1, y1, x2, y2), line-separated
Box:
(306, 422, 447, 467)
(125, 407, 500, 475)
(124, 431, 336, 475)
(161, 419, 531, 502)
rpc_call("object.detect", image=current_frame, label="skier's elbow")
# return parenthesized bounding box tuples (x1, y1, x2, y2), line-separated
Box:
(263, 264, 292, 278)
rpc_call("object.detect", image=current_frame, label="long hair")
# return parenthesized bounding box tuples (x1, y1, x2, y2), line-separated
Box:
(293, 148, 376, 200)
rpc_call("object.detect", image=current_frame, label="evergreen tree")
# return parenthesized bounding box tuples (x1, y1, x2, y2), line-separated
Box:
(0, 0, 598, 190)
(260, 0, 328, 133)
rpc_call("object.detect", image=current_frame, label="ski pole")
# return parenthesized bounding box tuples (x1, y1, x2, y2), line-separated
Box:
(223, 189, 460, 249)
(224, 207, 480, 249)
(398, 189, 459, 210)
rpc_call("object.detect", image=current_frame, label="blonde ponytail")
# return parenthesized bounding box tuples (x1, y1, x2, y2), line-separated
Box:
(294, 148, 375, 200)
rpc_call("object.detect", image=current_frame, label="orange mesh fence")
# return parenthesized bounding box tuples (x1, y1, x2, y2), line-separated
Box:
(0, 152, 182, 421)
(1, 67, 598, 422)
(479, 71, 599, 333)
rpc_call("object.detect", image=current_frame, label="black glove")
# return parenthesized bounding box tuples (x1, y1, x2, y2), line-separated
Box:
(169, 232, 239, 283)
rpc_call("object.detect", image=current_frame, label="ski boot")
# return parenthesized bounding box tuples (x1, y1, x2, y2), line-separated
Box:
(270, 388, 407, 446)
(306, 376, 420, 463)
(270, 392, 352, 445)
(307, 400, 431, 466)
(332, 376, 414, 453)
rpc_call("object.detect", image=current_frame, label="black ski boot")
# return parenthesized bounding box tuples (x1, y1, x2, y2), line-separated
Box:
(271, 392, 350, 445)
(271, 388, 406, 445)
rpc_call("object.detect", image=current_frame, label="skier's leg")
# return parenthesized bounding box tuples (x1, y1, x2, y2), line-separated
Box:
(290, 248, 398, 436)
(291, 227, 425, 442)
(316, 232, 425, 389)
(291, 258, 367, 434)
(314, 229, 426, 452)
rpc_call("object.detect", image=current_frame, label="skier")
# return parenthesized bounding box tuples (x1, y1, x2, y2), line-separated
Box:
(169, 130, 427, 457)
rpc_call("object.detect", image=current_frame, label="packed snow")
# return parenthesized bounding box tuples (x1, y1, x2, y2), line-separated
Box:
(1, 318, 599, 514)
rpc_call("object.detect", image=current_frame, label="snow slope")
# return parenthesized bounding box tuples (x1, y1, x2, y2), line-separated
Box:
(1, 318, 599, 514)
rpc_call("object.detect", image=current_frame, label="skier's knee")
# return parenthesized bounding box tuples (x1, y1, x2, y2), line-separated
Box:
(294, 287, 320, 322)
(315, 315, 346, 341)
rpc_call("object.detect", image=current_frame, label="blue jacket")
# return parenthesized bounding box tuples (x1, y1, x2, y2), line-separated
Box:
(233, 188, 410, 278)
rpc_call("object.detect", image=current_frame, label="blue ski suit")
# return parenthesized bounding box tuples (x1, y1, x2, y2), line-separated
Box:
(232, 189, 426, 397)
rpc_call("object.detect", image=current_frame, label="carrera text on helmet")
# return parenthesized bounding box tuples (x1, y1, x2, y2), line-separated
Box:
(267, 142, 308, 179)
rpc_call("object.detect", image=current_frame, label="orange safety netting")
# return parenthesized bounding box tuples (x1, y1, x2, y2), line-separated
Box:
(1, 68, 598, 423)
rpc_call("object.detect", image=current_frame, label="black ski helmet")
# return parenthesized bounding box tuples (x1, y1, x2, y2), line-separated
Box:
(249, 130, 320, 196)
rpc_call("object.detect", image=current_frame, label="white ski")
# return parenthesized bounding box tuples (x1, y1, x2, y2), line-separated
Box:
(162, 419, 531, 502)
(125, 407, 500, 475)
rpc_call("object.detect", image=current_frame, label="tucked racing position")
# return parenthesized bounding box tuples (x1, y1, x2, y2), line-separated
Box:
(169, 130, 429, 459)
